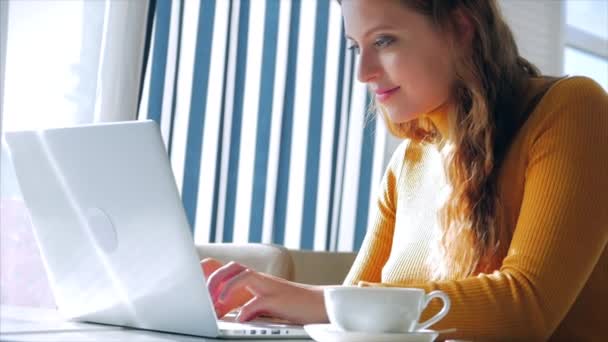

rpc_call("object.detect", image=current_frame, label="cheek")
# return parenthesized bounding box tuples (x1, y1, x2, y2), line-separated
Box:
(386, 49, 446, 86)
(379, 53, 453, 123)
(402, 53, 452, 104)
(375, 39, 455, 121)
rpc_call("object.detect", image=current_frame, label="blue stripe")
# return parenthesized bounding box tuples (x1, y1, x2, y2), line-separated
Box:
(138, 0, 157, 116)
(209, 0, 234, 243)
(248, 0, 281, 243)
(222, 0, 251, 242)
(147, 0, 172, 124)
(331, 47, 356, 251)
(167, 0, 185, 156)
(272, 0, 302, 245)
(354, 93, 375, 250)
(325, 28, 347, 251)
(300, 0, 330, 250)
(181, 0, 217, 232)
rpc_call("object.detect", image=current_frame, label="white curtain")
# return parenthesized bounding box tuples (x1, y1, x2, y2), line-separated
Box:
(0, 0, 8, 133)
(95, 0, 150, 122)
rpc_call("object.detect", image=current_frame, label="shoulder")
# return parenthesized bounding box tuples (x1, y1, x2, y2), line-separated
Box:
(535, 76, 607, 115)
(383, 138, 430, 183)
(524, 76, 607, 141)
(385, 139, 410, 177)
(543, 76, 606, 105)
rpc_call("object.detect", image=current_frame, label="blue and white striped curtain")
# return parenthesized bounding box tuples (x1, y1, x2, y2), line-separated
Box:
(138, 0, 393, 252)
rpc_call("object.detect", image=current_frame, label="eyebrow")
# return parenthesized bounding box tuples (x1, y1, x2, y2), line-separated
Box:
(345, 25, 396, 41)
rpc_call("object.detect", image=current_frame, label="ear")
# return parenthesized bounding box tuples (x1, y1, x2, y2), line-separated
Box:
(453, 9, 475, 47)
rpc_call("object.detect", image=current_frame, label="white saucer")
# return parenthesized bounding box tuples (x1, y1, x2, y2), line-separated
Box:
(303, 324, 439, 342)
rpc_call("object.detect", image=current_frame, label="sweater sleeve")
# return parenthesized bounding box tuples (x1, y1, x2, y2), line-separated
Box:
(358, 78, 608, 340)
(342, 140, 409, 285)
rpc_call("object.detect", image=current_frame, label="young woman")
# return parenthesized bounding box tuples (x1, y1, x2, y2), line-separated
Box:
(201, 0, 608, 340)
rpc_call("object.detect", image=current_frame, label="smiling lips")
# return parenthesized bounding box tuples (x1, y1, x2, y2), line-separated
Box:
(375, 86, 400, 102)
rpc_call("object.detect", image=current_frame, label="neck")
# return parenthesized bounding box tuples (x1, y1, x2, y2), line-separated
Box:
(424, 101, 452, 144)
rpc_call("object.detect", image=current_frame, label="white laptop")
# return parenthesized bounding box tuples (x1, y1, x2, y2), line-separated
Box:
(4, 120, 308, 339)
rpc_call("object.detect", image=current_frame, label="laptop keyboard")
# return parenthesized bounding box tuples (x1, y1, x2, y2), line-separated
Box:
(218, 316, 306, 337)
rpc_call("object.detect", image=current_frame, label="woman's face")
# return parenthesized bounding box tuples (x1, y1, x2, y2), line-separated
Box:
(342, 0, 456, 124)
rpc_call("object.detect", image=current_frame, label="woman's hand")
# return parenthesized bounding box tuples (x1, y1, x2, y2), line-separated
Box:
(199, 258, 328, 325)
(200, 258, 254, 319)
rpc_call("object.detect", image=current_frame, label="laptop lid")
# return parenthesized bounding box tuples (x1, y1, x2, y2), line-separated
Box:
(5, 120, 307, 338)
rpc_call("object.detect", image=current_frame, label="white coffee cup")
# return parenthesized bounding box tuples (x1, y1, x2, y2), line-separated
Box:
(324, 286, 450, 334)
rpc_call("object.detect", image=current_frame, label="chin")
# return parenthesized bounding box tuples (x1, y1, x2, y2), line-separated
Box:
(377, 102, 422, 125)
(386, 111, 420, 125)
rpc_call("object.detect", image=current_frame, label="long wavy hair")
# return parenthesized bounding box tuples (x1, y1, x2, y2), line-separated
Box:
(368, 0, 540, 279)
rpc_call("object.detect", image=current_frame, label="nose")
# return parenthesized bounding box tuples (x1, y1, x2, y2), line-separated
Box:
(356, 49, 381, 83)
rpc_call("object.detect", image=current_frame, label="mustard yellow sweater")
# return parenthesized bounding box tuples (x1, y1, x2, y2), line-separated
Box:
(344, 77, 608, 341)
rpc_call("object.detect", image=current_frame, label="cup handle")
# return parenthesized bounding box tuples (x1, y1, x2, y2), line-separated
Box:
(415, 290, 451, 331)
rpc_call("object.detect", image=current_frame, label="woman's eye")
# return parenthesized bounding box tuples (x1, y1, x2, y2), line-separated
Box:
(374, 36, 395, 48)
(347, 36, 393, 55)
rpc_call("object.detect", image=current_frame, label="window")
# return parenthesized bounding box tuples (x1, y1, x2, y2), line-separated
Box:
(564, 0, 608, 90)
(0, 0, 147, 308)
(1, 0, 103, 309)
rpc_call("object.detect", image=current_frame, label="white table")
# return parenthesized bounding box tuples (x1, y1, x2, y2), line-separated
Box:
(0, 306, 312, 341)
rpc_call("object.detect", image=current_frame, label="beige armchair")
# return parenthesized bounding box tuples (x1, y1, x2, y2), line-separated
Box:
(196, 243, 357, 285)
(288, 249, 357, 285)
(196, 243, 294, 280)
